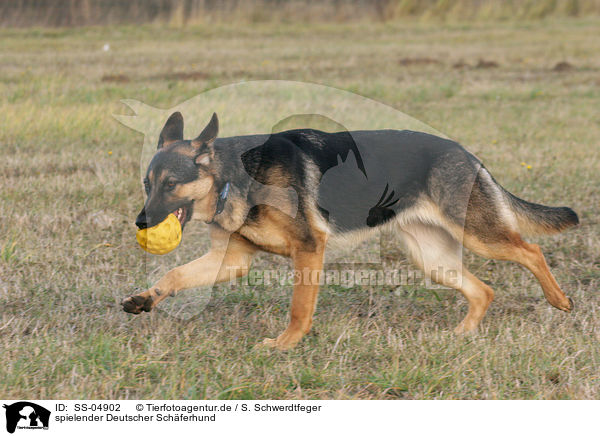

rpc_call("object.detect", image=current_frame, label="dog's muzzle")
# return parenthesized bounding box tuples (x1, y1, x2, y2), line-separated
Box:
(135, 209, 148, 229)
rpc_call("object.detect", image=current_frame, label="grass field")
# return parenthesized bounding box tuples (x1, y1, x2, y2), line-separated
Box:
(1, 19, 599, 399)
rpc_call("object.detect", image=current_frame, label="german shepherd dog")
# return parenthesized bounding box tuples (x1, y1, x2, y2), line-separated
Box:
(123, 112, 578, 350)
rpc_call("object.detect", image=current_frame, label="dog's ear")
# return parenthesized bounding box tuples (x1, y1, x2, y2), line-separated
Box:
(157, 112, 184, 149)
(192, 113, 218, 166)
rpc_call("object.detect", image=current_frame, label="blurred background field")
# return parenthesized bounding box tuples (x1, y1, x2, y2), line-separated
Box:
(0, 4, 599, 399)
(2, 0, 600, 26)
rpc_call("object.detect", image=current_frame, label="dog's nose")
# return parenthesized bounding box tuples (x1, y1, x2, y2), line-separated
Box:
(135, 210, 148, 229)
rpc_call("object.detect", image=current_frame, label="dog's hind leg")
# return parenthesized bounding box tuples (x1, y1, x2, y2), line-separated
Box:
(122, 226, 256, 314)
(399, 222, 495, 333)
(462, 232, 573, 312)
(456, 166, 574, 312)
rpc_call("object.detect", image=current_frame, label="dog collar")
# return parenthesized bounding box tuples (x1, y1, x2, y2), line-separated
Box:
(214, 182, 230, 217)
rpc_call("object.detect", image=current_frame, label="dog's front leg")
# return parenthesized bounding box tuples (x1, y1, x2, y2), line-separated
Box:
(122, 229, 255, 314)
(262, 245, 325, 350)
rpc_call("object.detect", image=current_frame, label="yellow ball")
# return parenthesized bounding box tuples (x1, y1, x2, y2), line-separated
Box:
(136, 213, 182, 255)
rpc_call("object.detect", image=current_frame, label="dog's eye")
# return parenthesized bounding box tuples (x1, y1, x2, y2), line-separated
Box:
(165, 181, 177, 191)
(143, 179, 150, 194)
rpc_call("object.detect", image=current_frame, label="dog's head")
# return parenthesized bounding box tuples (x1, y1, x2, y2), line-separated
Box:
(135, 112, 219, 231)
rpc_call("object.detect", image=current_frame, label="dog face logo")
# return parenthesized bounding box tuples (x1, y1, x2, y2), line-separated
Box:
(3, 402, 50, 433)
(135, 112, 220, 231)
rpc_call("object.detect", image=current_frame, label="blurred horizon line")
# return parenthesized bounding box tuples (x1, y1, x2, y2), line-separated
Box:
(1, 0, 600, 28)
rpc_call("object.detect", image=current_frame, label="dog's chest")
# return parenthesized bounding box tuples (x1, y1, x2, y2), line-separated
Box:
(238, 222, 292, 256)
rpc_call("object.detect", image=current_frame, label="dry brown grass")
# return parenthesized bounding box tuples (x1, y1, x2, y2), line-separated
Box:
(0, 19, 599, 399)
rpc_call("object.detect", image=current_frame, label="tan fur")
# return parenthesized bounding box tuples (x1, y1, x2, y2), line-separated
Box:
(123, 227, 256, 310)
(262, 232, 327, 349)
(325, 196, 571, 334)
(479, 168, 519, 231)
(238, 209, 295, 256)
(175, 177, 214, 201)
(462, 233, 572, 311)
(176, 177, 216, 222)
(398, 222, 494, 332)
(512, 210, 570, 236)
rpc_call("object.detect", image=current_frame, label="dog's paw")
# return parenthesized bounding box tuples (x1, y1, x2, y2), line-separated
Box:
(453, 321, 479, 335)
(259, 331, 303, 350)
(260, 338, 280, 349)
(565, 296, 574, 312)
(121, 294, 153, 314)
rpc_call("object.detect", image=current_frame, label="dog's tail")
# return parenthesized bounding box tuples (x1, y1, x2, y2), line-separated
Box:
(501, 188, 579, 236)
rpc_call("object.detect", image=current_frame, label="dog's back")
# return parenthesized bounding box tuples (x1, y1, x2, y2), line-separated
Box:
(232, 128, 577, 239)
